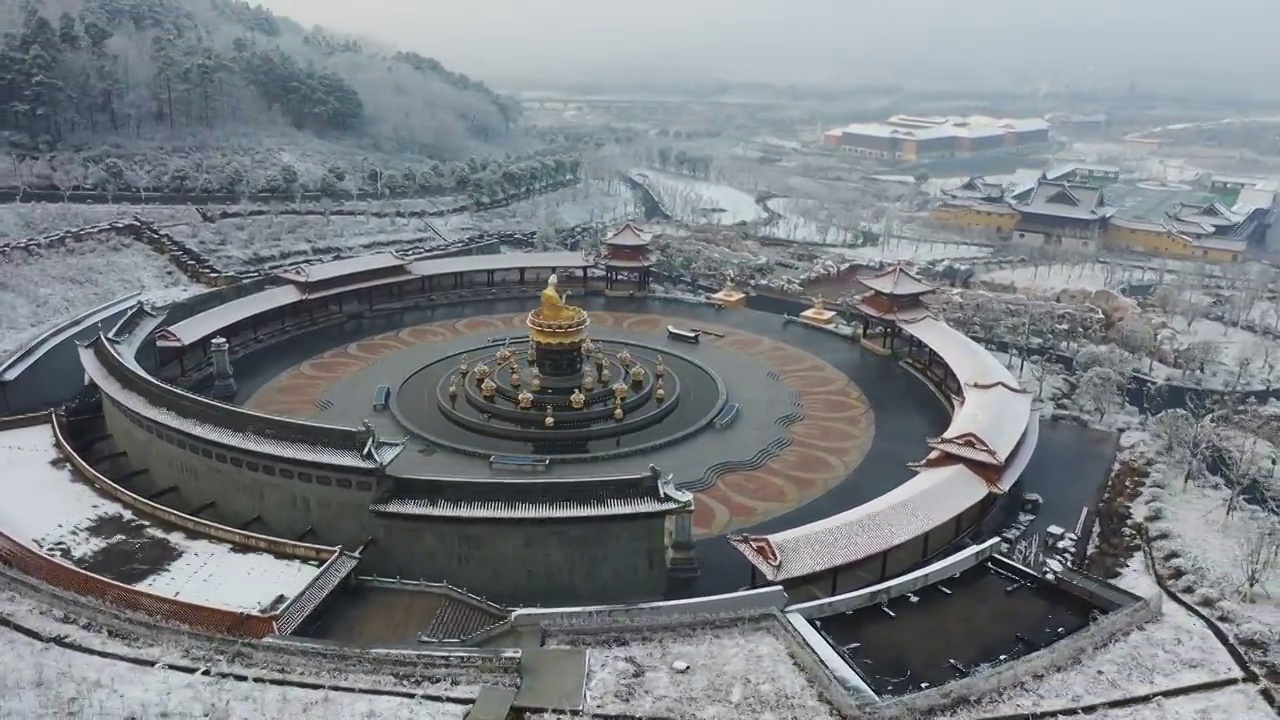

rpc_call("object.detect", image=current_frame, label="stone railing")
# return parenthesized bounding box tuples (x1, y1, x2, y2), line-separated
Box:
(358, 575, 509, 616)
(0, 529, 278, 638)
(260, 635, 523, 672)
(50, 413, 338, 562)
(510, 585, 789, 632)
(0, 411, 51, 430)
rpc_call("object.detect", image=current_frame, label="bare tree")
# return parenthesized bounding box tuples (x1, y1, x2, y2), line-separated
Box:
(1235, 515, 1279, 602)
(1075, 366, 1125, 421)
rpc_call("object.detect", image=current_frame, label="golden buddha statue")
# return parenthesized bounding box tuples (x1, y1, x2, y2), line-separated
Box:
(474, 362, 491, 384)
(481, 376, 497, 399)
(517, 388, 534, 409)
(539, 274, 572, 322)
(612, 381, 628, 401)
(496, 343, 512, 365)
(544, 406, 556, 428)
(613, 397, 625, 421)
(583, 368, 597, 391)
(570, 388, 586, 410)
(629, 364, 646, 385)
(655, 377, 666, 402)
(618, 348, 633, 368)
(510, 367, 521, 386)
(655, 355, 665, 378)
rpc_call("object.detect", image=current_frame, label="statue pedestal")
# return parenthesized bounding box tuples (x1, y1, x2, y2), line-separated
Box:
(799, 306, 838, 326)
(710, 287, 746, 309)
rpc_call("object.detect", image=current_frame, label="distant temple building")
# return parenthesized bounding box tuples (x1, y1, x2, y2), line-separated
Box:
(598, 224, 656, 296)
(822, 115, 1050, 162)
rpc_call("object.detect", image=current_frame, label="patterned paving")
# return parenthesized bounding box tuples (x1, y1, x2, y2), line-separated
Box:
(245, 312, 874, 538)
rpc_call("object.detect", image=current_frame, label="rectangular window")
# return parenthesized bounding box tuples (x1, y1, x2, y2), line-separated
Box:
(215, 453, 228, 464)
(262, 465, 277, 477)
(316, 475, 332, 486)
(245, 461, 260, 472)
(164, 433, 175, 444)
(298, 472, 313, 483)
(356, 480, 373, 492)
(279, 468, 294, 479)
(200, 448, 213, 459)
(175, 439, 187, 450)
(188, 444, 200, 455)
(335, 477, 352, 489)
(230, 456, 244, 468)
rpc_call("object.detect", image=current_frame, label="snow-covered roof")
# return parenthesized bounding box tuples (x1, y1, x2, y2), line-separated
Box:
(156, 251, 597, 348)
(728, 315, 1035, 582)
(857, 265, 937, 296)
(0, 422, 328, 614)
(81, 336, 403, 470)
(1014, 180, 1110, 221)
(277, 253, 412, 284)
(829, 115, 1049, 141)
(603, 223, 653, 247)
(1, 292, 143, 382)
(370, 467, 692, 520)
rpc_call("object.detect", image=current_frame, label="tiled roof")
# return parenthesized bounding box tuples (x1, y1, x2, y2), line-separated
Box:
(858, 265, 936, 297)
(82, 336, 402, 469)
(603, 223, 654, 247)
(1014, 180, 1110, 221)
(728, 315, 1035, 582)
(370, 466, 692, 520)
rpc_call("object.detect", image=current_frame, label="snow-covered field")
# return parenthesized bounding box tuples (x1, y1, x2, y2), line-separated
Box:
(1151, 316, 1280, 390)
(980, 262, 1149, 293)
(1082, 684, 1274, 719)
(828, 238, 992, 264)
(0, 625, 467, 719)
(436, 178, 637, 233)
(0, 236, 199, 358)
(550, 623, 837, 720)
(632, 169, 766, 225)
(0, 424, 321, 613)
(0, 203, 198, 242)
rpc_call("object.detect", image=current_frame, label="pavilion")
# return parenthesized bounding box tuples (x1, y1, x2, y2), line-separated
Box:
(598, 223, 656, 296)
(855, 265, 936, 354)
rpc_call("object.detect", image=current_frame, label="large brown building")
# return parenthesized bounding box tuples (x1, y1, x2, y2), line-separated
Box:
(823, 115, 1051, 162)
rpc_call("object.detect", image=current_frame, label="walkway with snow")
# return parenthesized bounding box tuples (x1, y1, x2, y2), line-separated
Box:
(0, 423, 324, 614)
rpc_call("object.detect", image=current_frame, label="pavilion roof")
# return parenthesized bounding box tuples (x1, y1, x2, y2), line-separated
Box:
(603, 223, 653, 247)
(857, 265, 937, 297)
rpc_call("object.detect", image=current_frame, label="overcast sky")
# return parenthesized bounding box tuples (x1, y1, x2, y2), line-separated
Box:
(259, 0, 1278, 92)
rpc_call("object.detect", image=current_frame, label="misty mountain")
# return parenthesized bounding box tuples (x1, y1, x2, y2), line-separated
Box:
(0, 0, 522, 158)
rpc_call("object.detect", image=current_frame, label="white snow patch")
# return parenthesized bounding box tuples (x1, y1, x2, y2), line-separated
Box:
(1077, 684, 1274, 719)
(0, 626, 468, 719)
(551, 623, 837, 720)
(632, 169, 766, 225)
(0, 424, 321, 613)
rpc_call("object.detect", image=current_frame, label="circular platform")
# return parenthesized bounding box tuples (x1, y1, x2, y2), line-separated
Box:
(243, 303, 895, 541)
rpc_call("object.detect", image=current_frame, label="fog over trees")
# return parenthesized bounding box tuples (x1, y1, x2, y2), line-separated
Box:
(0, 0, 520, 156)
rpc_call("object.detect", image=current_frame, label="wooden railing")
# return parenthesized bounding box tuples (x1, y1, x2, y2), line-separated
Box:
(0, 530, 277, 638)
(50, 412, 338, 562)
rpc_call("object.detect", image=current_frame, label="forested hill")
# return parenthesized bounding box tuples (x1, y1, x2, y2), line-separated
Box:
(0, 0, 522, 158)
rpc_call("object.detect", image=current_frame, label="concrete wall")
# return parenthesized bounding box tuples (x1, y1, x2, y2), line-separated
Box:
(102, 399, 379, 548)
(930, 204, 1019, 234)
(790, 538, 1002, 619)
(372, 513, 669, 607)
(510, 585, 788, 630)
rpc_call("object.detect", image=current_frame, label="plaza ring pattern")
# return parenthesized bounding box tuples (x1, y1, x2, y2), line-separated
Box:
(246, 311, 875, 538)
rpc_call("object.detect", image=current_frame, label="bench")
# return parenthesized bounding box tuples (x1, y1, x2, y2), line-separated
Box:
(373, 384, 391, 411)
(667, 325, 701, 344)
(489, 455, 551, 473)
(713, 403, 740, 430)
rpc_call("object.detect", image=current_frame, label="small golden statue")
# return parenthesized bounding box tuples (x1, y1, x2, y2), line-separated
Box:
(629, 364, 646, 385)
(543, 406, 555, 428)
(447, 377, 458, 401)
(655, 355, 666, 378)
(517, 388, 534, 409)
(474, 362, 491, 384)
(510, 367, 522, 387)
(583, 368, 597, 391)
(655, 377, 666, 402)
(581, 337, 594, 356)
(496, 343, 513, 365)
(528, 343, 537, 365)
(570, 388, 586, 410)
(613, 397, 625, 421)
(612, 381, 628, 401)
(538, 274, 572, 322)
(457, 353, 470, 375)
(481, 376, 497, 399)
(812, 294, 827, 312)
(594, 348, 605, 369)
(601, 366, 611, 384)
(618, 348, 633, 368)
(531, 373, 542, 391)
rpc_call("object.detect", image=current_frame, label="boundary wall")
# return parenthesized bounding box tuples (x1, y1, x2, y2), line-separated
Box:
(510, 585, 788, 632)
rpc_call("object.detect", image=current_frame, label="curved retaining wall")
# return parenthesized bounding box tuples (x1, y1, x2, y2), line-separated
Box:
(51, 413, 338, 562)
(0, 531, 278, 638)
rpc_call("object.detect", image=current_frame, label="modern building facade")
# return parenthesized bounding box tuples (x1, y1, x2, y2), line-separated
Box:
(823, 115, 1051, 162)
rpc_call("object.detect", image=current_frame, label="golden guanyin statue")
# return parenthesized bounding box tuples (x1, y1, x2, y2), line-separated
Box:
(539, 274, 573, 322)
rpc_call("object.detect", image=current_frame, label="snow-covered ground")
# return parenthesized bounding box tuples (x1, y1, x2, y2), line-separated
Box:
(0, 203, 198, 242)
(0, 626, 467, 719)
(0, 424, 322, 613)
(1151, 316, 1280, 390)
(436, 178, 637, 233)
(828, 237, 992, 264)
(980, 262, 1149, 293)
(550, 623, 837, 720)
(632, 169, 766, 225)
(1081, 685, 1274, 719)
(0, 236, 199, 358)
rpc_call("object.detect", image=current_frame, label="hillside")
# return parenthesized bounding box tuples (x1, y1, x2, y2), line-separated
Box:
(0, 0, 527, 191)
